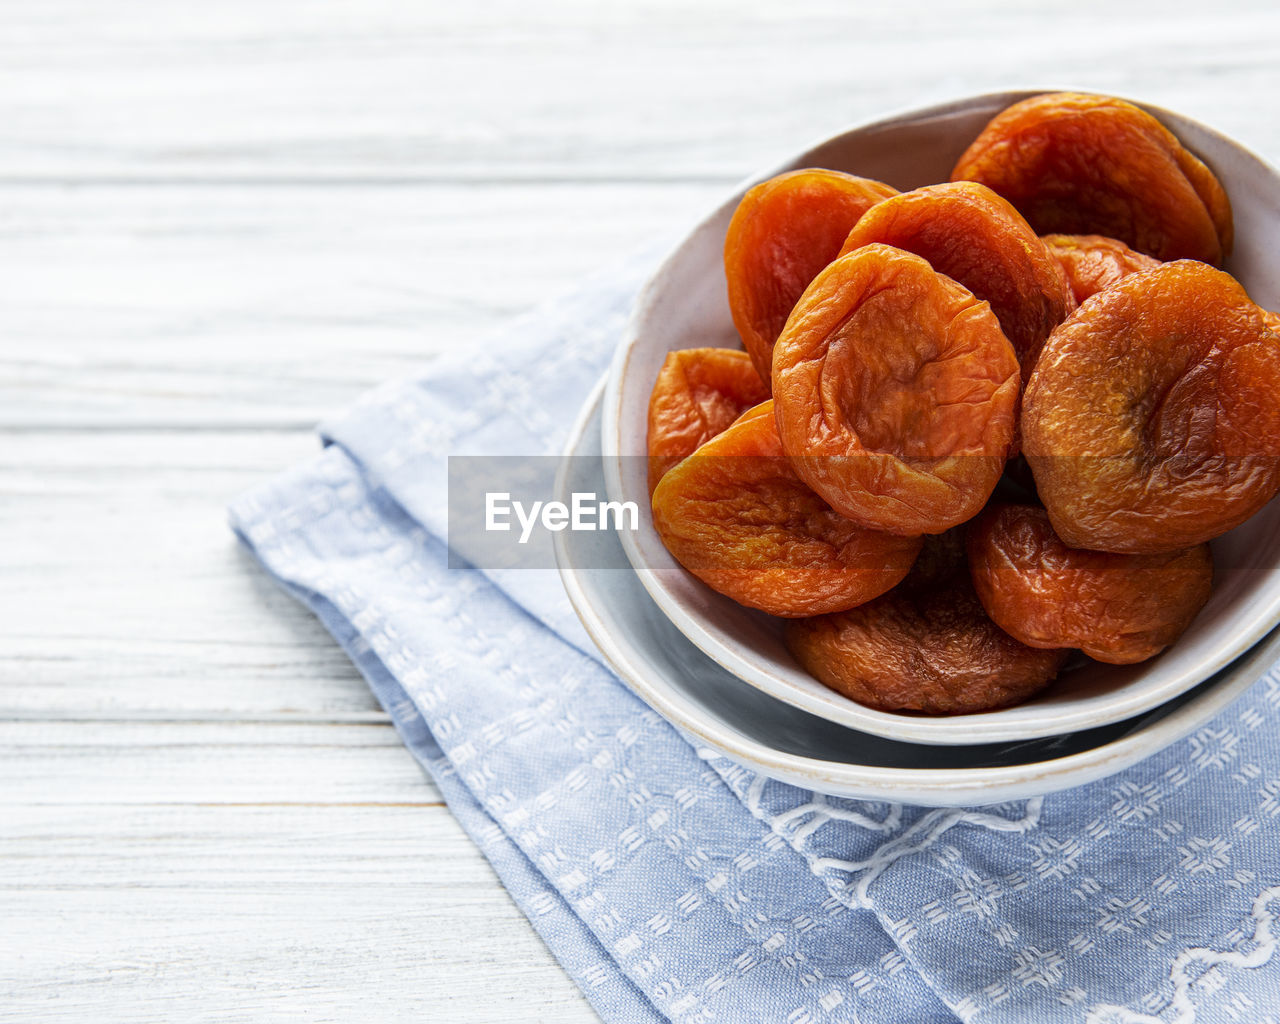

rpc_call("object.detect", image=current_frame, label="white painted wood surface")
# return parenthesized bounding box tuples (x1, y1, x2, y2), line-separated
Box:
(3, 2, 1278, 1020)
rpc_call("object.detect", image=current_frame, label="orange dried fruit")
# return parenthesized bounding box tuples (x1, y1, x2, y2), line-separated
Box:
(724, 169, 897, 386)
(968, 503, 1213, 665)
(651, 401, 922, 617)
(1042, 233, 1161, 305)
(785, 574, 1067, 714)
(952, 92, 1232, 265)
(839, 181, 1073, 380)
(646, 347, 769, 493)
(1023, 261, 1280, 553)
(771, 243, 1020, 536)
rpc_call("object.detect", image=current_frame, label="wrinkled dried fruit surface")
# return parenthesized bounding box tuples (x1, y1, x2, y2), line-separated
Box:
(968, 503, 1214, 664)
(1043, 233, 1161, 305)
(840, 182, 1072, 379)
(646, 347, 770, 493)
(1263, 308, 1280, 334)
(1023, 261, 1280, 553)
(785, 576, 1067, 714)
(651, 401, 923, 617)
(771, 244, 1020, 535)
(952, 93, 1232, 265)
(724, 169, 897, 386)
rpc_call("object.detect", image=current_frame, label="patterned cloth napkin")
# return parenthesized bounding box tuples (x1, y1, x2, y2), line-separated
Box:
(230, 250, 1280, 1024)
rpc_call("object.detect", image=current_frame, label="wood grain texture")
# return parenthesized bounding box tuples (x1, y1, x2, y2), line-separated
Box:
(3, 0, 1278, 1020)
(2, 432, 383, 720)
(0, 184, 719, 428)
(1, 0, 1277, 181)
(1, 805, 596, 1024)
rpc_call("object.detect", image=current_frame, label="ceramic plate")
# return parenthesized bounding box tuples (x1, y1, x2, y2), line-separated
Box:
(561, 381, 1280, 804)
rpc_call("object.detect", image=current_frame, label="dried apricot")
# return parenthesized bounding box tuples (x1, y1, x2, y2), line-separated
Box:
(968, 503, 1213, 664)
(646, 347, 769, 493)
(785, 575, 1067, 714)
(651, 401, 922, 617)
(952, 93, 1232, 265)
(724, 169, 897, 386)
(771, 244, 1020, 536)
(1023, 261, 1280, 553)
(839, 182, 1072, 379)
(1042, 233, 1160, 304)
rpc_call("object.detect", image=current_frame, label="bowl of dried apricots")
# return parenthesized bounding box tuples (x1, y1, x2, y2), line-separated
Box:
(601, 90, 1280, 745)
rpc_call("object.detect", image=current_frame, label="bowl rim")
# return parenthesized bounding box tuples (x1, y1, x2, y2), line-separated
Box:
(600, 88, 1280, 745)
(564, 379, 1280, 803)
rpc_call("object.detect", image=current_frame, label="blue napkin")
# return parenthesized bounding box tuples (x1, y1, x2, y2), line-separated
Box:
(230, 250, 1280, 1024)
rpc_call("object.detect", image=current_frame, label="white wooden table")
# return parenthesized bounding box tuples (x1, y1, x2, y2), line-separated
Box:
(3, 3, 1278, 1020)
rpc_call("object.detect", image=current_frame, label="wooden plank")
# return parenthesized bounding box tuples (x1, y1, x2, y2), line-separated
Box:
(0, 0, 1275, 182)
(0, 430, 588, 721)
(0, 721, 436, 805)
(0, 804, 600, 1023)
(0, 431, 391, 720)
(0, 183, 718, 428)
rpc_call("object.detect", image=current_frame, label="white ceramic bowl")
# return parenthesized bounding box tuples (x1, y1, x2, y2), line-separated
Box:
(602, 90, 1280, 746)
(563, 382, 1280, 803)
